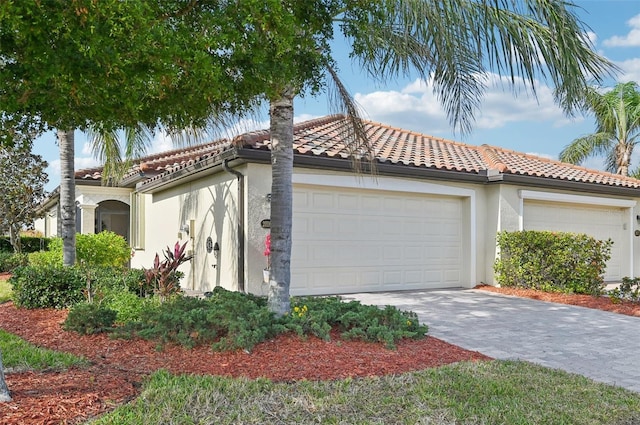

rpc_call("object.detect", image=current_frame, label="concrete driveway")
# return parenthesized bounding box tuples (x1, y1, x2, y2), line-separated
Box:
(344, 289, 640, 393)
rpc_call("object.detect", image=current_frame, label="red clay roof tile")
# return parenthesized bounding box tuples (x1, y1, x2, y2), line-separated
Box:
(75, 115, 640, 190)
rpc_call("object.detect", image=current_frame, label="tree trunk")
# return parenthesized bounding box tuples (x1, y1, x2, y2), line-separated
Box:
(58, 129, 76, 266)
(9, 224, 21, 253)
(267, 89, 296, 316)
(0, 349, 11, 402)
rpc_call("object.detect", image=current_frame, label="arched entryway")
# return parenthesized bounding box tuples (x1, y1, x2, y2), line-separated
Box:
(95, 200, 130, 242)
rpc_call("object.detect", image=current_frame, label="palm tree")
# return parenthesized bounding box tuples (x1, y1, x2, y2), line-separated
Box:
(58, 130, 76, 266)
(265, 0, 615, 315)
(559, 81, 640, 176)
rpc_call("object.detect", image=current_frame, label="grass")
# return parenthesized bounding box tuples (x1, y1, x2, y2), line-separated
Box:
(0, 275, 11, 303)
(91, 361, 640, 425)
(0, 330, 87, 372)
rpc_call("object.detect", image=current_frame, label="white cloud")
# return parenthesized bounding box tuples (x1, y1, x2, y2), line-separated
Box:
(613, 58, 640, 83)
(81, 142, 93, 156)
(526, 152, 555, 161)
(148, 131, 175, 154)
(603, 14, 640, 47)
(294, 113, 321, 123)
(353, 73, 570, 136)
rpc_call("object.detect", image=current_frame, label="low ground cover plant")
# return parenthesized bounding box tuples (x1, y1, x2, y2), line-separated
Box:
(494, 230, 611, 295)
(81, 287, 427, 351)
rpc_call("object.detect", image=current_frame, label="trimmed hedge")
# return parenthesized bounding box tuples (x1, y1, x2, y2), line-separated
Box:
(9, 265, 146, 309)
(9, 265, 86, 309)
(494, 230, 612, 295)
(0, 236, 51, 253)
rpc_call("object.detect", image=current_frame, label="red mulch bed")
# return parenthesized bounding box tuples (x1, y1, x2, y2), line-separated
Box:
(5, 280, 638, 425)
(0, 302, 489, 425)
(475, 284, 640, 317)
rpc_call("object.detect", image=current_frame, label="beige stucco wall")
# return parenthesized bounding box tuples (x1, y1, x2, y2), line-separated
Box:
(130, 161, 640, 294)
(244, 163, 273, 296)
(131, 170, 241, 294)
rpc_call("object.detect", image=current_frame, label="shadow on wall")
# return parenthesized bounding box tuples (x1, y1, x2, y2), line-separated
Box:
(178, 178, 238, 293)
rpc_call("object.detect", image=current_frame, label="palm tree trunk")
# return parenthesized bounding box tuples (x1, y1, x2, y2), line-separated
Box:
(58, 129, 76, 266)
(0, 349, 10, 402)
(267, 89, 296, 316)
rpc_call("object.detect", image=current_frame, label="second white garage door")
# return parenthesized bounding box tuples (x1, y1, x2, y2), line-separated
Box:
(291, 185, 465, 295)
(523, 200, 628, 281)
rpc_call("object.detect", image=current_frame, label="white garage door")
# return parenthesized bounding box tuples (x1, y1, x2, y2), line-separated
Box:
(523, 200, 627, 281)
(291, 185, 465, 295)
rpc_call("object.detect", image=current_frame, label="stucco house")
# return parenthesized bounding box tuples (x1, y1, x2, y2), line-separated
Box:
(35, 115, 640, 296)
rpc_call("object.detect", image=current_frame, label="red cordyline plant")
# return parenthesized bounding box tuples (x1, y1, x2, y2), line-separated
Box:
(143, 241, 193, 301)
(263, 233, 271, 270)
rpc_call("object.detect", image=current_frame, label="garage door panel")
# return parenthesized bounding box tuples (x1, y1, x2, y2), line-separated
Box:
(292, 185, 465, 294)
(523, 201, 626, 281)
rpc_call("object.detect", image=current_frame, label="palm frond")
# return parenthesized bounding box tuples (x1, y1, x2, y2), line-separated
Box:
(559, 132, 613, 166)
(340, 0, 616, 134)
(325, 65, 376, 174)
(88, 123, 154, 185)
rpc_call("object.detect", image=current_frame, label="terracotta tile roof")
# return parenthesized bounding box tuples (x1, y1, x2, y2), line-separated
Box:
(479, 145, 640, 188)
(75, 139, 230, 181)
(235, 115, 487, 173)
(78, 114, 640, 191)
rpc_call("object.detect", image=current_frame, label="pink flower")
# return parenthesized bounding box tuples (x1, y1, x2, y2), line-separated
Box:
(263, 234, 271, 257)
(264, 234, 271, 270)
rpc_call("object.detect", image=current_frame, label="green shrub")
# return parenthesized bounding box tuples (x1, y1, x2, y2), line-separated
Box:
(608, 277, 640, 303)
(9, 265, 85, 309)
(77, 231, 131, 267)
(494, 230, 612, 295)
(63, 302, 116, 334)
(0, 252, 29, 272)
(102, 287, 158, 323)
(89, 267, 146, 293)
(29, 231, 131, 268)
(27, 250, 60, 267)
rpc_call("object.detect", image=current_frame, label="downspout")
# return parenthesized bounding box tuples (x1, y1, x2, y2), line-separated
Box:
(223, 159, 245, 292)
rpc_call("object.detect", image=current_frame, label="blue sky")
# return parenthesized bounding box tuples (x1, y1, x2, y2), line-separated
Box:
(34, 1, 640, 191)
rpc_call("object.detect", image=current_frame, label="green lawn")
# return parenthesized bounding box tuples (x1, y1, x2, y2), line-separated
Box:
(91, 361, 640, 425)
(0, 276, 11, 303)
(0, 330, 87, 372)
